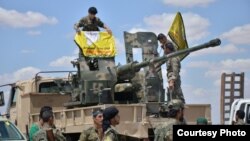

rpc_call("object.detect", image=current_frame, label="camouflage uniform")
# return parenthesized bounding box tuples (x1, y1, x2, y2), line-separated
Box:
(154, 99, 186, 141)
(166, 56, 185, 103)
(103, 126, 119, 141)
(74, 16, 104, 32)
(154, 118, 180, 141)
(79, 127, 102, 141)
(32, 124, 66, 141)
(234, 119, 245, 125)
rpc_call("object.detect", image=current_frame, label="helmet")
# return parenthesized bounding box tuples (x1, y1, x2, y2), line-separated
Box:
(88, 7, 98, 14)
(167, 99, 186, 110)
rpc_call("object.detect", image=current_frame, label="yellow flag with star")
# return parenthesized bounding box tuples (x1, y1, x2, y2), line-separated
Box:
(74, 31, 116, 57)
(168, 12, 189, 60)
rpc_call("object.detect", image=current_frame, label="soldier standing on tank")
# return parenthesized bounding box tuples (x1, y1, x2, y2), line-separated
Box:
(74, 7, 112, 35)
(154, 99, 186, 141)
(102, 106, 120, 141)
(79, 109, 104, 141)
(157, 33, 185, 103)
(74, 6, 112, 58)
(72, 7, 113, 102)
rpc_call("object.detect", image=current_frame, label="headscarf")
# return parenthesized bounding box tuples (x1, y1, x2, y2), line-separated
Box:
(102, 106, 119, 132)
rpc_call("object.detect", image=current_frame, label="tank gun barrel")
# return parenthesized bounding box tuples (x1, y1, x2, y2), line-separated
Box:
(117, 38, 221, 80)
(157, 38, 221, 63)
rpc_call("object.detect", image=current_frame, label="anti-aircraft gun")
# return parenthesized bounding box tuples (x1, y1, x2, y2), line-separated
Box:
(0, 31, 220, 140)
(65, 31, 221, 109)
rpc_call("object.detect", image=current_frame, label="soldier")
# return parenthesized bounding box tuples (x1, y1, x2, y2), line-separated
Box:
(74, 6, 112, 58)
(33, 110, 66, 141)
(79, 109, 104, 141)
(74, 6, 112, 35)
(157, 33, 185, 103)
(102, 106, 120, 141)
(233, 110, 245, 125)
(29, 106, 53, 141)
(74, 6, 112, 65)
(154, 99, 187, 141)
(73, 7, 113, 101)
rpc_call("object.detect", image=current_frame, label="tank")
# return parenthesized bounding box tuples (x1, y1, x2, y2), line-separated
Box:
(65, 31, 221, 109)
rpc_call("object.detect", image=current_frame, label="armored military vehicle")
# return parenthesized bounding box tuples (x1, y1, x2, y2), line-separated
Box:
(0, 31, 220, 140)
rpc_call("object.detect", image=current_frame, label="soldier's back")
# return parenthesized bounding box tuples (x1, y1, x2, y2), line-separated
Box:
(53, 128, 66, 141)
(32, 129, 48, 141)
(103, 127, 119, 141)
(79, 127, 100, 141)
(154, 118, 177, 141)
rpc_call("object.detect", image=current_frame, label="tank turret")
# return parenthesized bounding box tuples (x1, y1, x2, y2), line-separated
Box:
(65, 31, 221, 107)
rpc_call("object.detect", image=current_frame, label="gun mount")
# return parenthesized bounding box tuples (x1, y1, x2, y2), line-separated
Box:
(117, 38, 221, 80)
(65, 32, 221, 107)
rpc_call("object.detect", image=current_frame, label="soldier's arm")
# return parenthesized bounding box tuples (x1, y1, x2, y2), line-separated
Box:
(167, 58, 180, 89)
(165, 127, 173, 141)
(104, 136, 112, 141)
(168, 58, 180, 81)
(104, 24, 112, 34)
(79, 130, 88, 141)
(74, 17, 87, 32)
(165, 130, 173, 141)
(54, 129, 66, 141)
(104, 130, 118, 141)
(97, 18, 112, 34)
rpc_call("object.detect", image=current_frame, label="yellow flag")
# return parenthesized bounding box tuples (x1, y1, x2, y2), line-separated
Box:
(168, 12, 189, 60)
(74, 31, 117, 57)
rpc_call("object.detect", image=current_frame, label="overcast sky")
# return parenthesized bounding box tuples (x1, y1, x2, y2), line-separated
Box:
(0, 0, 250, 124)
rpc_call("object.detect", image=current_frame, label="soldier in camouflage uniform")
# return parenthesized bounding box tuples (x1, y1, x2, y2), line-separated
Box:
(102, 106, 120, 141)
(74, 6, 112, 57)
(33, 110, 66, 141)
(79, 109, 104, 141)
(233, 110, 246, 125)
(154, 99, 186, 141)
(157, 33, 185, 103)
(29, 106, 53, 141)
(72, 7, 112, 102)
(74, 7, 112, 34)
